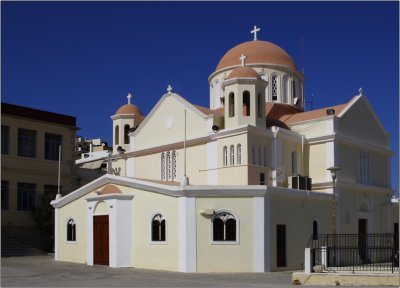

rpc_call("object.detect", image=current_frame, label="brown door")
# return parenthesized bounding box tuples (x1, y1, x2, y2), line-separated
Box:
(358, 218, 367, 263)
(93, 215, 109, 265)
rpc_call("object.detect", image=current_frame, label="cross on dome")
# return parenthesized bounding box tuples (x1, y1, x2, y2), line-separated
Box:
(240, 53, 247, 67)
(358, 87, 363, 96)
(167, 85, 173, 94)
(251, 25, 260, 41)
(127, 93, 132, 104)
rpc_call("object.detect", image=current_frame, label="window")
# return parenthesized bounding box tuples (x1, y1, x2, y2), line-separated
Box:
(45, 133, 62, 160)
(67, 219, 76, 241)
(2, 125, 10, 155)
(229, 145, 234, 166)
(124, 125, 130, 144)
(223, 146, 227, 166)
(237, 144, 242, 165)
(18, 128, 36, 158)
(257, 93, 262, 117)
(271, 75, 278, 101)
(229, 92, 235, 117)
(213, 212, 237, 242)
(151, 214, 166, 241)
(258, 146, 262, 166)
(312, 220, 319, 240)
(17, 182, 35, 211)
(291, 151, 297, 176)
(359, 151, 370, 184)
(242, 91, 250, 116)
(115, 125, 119, 145)
(161, 153, 166, 180)
(172, 151, 177, 180)
(260, 173, 265, 185)
(166, 152, 171, 180)
(292, 79, 297, 100)
(263, 147, 268, 167)
(1, 180, 9, 210)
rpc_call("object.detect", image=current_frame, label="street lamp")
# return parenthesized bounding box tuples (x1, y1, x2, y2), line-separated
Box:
(327, 166, 340, 236)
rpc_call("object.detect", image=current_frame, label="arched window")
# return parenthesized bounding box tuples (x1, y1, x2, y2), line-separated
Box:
(263, 147, 268, 167)
(230, 145, 234, 166)
(312, 220, 319, 240)
(161, 153, 166, 180)
(242, 91, 250, 116)
(151, 214, 166, 242)
(258, 146, 262, 166)
(124, 125, 130, 144)
(223, 146, 228, 167)
(291, 151, 297, 175)
(252, 145, 256, 165)
(166, 152, 171, 180)
(271, 74, 278, 101)
(229, 92, 235, 117)
(172, 151, 177, 180)
(213, 212, 237, 241)
(67, 219, 76, 241)
(292, 79, 297, 100)
(257, 93, 262, 117)
(115, 125, 119, 145)
(237, 144, 242, 165)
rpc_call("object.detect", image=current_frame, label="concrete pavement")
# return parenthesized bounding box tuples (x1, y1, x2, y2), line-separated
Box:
(1, 255, 394, 287)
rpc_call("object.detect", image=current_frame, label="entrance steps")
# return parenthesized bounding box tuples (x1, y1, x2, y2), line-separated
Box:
(1, 236, 46, 257)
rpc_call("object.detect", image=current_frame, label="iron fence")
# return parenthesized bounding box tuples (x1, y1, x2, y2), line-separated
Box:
(309, 234, 399, 273)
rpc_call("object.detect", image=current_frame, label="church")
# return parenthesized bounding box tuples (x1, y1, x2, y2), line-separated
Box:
(51, 27, 396, 272)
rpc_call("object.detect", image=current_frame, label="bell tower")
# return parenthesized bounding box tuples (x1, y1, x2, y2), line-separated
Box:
(222, 60, 267, 129)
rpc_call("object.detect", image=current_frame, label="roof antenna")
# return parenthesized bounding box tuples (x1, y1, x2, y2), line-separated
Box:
(301, 36, 304, 74)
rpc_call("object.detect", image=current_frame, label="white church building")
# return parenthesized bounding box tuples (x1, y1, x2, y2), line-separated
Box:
(51, 27, 396, 272)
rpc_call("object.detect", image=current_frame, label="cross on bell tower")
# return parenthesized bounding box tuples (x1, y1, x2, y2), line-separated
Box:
(240, 54, 247, 67)
(251, 25, 260, 41)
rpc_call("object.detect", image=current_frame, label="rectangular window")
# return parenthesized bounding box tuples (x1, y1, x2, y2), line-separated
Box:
(17, 182, 36, 211)
(18, 128, 36, 158)
(1, 180, 9, 210)
(45, 133, 62, 160)
(277, 224, 287, 267)
(2, 125, 10, 155)
(260, 173, 265, 185)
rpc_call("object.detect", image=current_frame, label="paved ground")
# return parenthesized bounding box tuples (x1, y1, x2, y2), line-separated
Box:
(0, 255, 394, 287)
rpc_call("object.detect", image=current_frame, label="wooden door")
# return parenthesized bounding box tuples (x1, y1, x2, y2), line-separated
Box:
(358, 218, 367, 263)
(93, 215, 109, 265)
(276, 224, 286, 267)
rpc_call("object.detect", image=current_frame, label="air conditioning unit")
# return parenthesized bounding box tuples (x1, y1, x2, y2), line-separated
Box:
(288, 175, 312, 190)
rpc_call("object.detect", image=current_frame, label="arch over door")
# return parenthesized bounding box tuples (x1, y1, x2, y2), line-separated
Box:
(93, 215, 109, 265)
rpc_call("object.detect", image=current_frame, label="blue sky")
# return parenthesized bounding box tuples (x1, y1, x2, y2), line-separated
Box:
(2, 1, 399, 189)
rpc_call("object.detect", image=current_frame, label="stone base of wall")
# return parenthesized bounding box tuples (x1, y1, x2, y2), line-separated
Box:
(292, 272, 399, 286)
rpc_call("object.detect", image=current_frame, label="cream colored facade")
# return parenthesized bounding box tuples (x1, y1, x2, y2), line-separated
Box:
(52, 33, 395, 272)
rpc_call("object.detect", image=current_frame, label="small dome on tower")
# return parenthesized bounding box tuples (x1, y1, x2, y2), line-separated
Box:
(114, 93, 143, 116)
(115, 103, 143, 116)
(227, 66, 261, 79)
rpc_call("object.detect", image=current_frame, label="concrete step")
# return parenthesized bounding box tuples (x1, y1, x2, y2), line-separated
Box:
(1, 236, 46, 257)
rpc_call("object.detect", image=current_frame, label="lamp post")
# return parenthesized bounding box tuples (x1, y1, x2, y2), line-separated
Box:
(327, 166, 340, 266)
(327, 166, 340, 236)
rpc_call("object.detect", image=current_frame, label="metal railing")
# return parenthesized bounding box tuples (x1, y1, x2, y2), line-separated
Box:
(308, 234, 399, 273)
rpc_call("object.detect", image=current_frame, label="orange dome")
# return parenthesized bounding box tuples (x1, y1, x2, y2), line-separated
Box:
(115, 103, 143, 116)
(216, 41, 296, 72)
(227, 66, 261, 79)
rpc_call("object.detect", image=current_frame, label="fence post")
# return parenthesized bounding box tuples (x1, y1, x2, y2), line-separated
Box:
(321, 246, 327, 268)
(305, 248, 312, 273)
